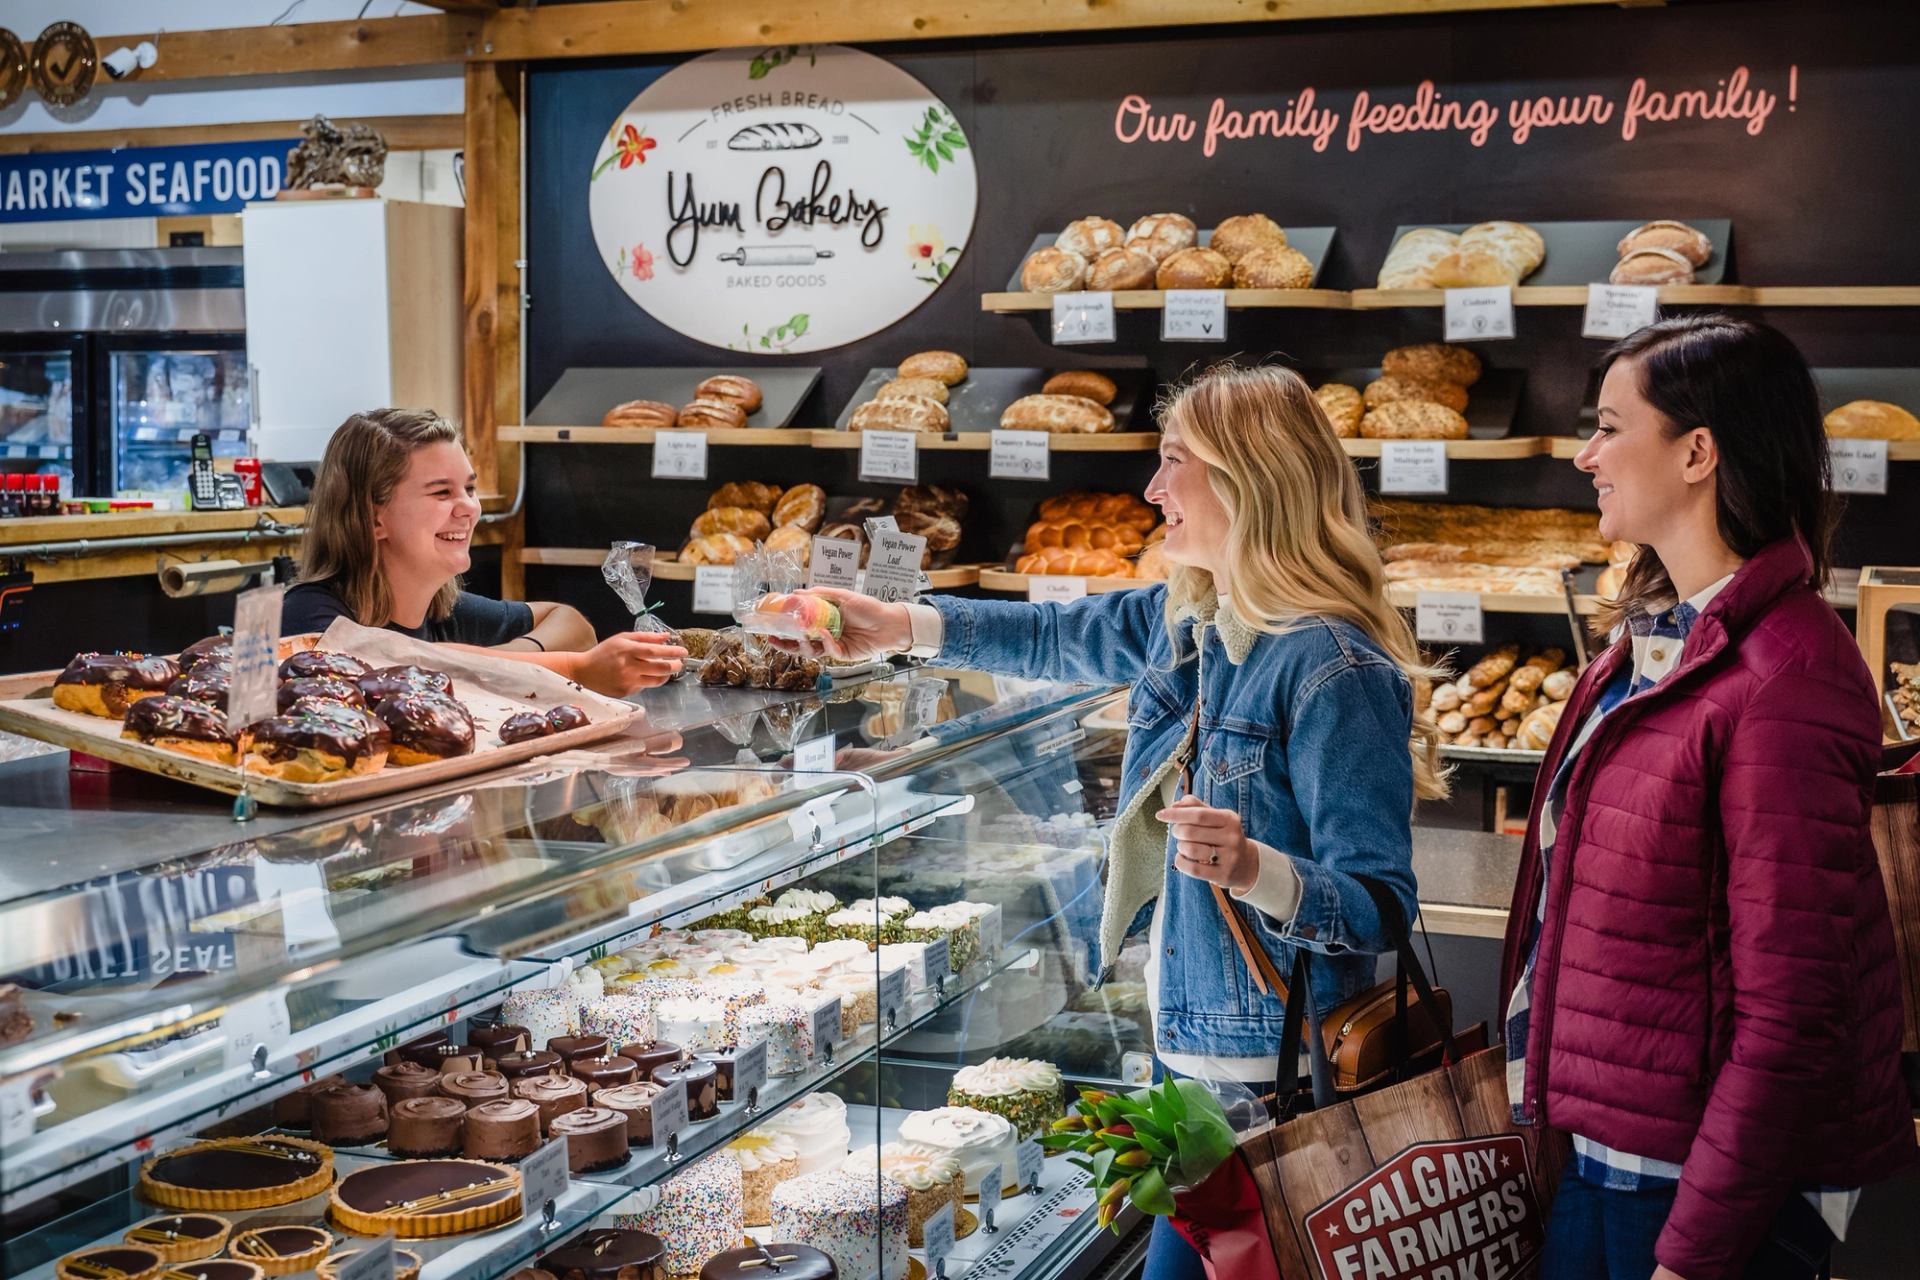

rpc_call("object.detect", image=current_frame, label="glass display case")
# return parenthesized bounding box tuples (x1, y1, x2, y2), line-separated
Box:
(0, 340, 79, 495)
(105, 341, 251, 495)
(0, 669, 1147, 1280)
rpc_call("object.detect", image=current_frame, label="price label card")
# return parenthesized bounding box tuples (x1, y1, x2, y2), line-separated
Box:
(1829, 439, 1889, 495)
(651, 431, 709, 480)
(862, 530, 929, 603)
(978, 1162, 1004, 1227)
(335, 1237, 396, 1280)
(1415, 591, 1486, 644)
(808, 535, 862, 590)
(649, 1076, 690, 1147)
(521, 1136, 571, 1212)
(923, 1201, 957, 1274)
(1051, 292, 1116, 344)
(1017, 1138, 1045, 1191)
(1161, 289, 1227, 342)
(1443, 285, 1516, 342)
(811, 996, 843, 1060)
(859, 430, 919, 483)
(692, 565, 736, 615)
(1581, 283, 1659, 340)
(977, 906, 1003, 960)
(990, 429, 1051, 482)
(0, 1072, 51, 1145)
(1027, 575, 1087, 604)
(227, 584, 284, 733)
(793, 733, 836, 774)
(733, 1039, 769, 1106)
(878, 964, 908, 1029)
(223, 990, 290, 1072)
(1378, 440, 1450, 495)
(922, 934, 951, 985)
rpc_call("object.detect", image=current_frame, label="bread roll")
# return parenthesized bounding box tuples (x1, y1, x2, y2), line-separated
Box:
(764, 524, 812, 561)
(1378, 228, 1459, 289)
(1823, 399, 1920, 440)
(1610, 247, 1694, 286)
(1232, 244, 1315, 290)
(1124, 213, 1197, 263)
(1042, 371, 1118, 405)
(1616, 220, 1713, 267)
(894, 509, 962, 558)
(1382, 344, 1482, 387)
(691, 506, 772, 541)
(1209, 214, 1288, 263)
(1021, 247, 1087, 293)
(709, 481, 781, 513)
(679, 397, 749, 429)
(817, 521, 869, 564)
(1087, 247, 1158, 291)
(1360, 401, 1470, 440)
(1364, 374, 1470, 414)
(1314, 383, 1363, 438)
(1155, 247, 1232, 289)
(1000, 394, 1115, 434)
(695, 375, 763, 412)
(772, 483, 826, 531)
(850, 394, 949, 433)
(680, 533, 755, 565)
(1540, 670, 1575, 702)
(898, 351, 969, 385)
(878, 377, 950, 404)
(601, 400, 677, 428)
(1058, 217, 1126, 260)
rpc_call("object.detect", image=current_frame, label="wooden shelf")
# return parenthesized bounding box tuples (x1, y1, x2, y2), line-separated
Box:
(502, 425, 816, 446)
(1748, 286, 1920, 307)
(978, 569, 1149, 596)
(520, 548, 983, 589)
(1342, 437, 1547, 460)
(1549, 435, 1920, 460)
(1350, 284, 1753, 308)
(975, 285, 1920, 316)
(1387, 583, 1601, 615)
(980, 288, 1351, 313)
(809, 430, 1160, 452)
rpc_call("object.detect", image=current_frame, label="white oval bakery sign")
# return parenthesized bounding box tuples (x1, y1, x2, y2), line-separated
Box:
(588, 45, 977, 354)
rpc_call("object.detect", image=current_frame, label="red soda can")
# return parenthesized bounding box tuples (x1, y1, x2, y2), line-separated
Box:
(233, 457, 263, 506)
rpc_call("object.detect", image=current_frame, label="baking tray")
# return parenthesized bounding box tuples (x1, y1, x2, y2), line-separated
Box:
(1003, 225, 1337, 292)
(0, 627, 643, 809)
(831, 365, 1155, 434)
(1379, 218, 1732, 287)
(1306, 366, 1523, 440)
(525, 366, 822, 429)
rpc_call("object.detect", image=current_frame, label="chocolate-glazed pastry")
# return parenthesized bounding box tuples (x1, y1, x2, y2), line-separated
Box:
(277, 649, 368, 682)
(390, 1030, 449, 1067)
(652, 1058, 720, 1120)
(699, 1245, 837, 1280)
(541, 1229, 668, 1280)
(53, 652, 179, 718)
(55, 1245, 166, 1280)
(374, 691, 476, 765)
(619, 1041, 684, 1080)
(548, 1106, 629, 1173)
(463, 1098, 542, 1161)
(513, 1072, 588, 1131)
(388, 1096, 468, 1157)
(308, 1082, 388, 1146)
(546, 1034, 610, 1065)
(494, 1049, 564, 1080)
(121, 696, 239, 764)
(570, 1054, 637, 1089)
(440, 1069, 510, 1105)
(179, 635, 233, 671)
(277, 677, 364, 712)
(591, 1083, 660, 1145)
(122, 1213, 231, 1262)
(359, 665, 455, 703)
(227, 1225, 331, 1277)
(469, 1022, 531, 1056)
(546, 705, 590, 733)
(499, 711, 556, 745)
(696, 1050, 741, 1103)
(329, 1160, 520, 1238)
(244, 704, 390, 783)
(373, 1060, 443, 1104)
(168, 667, 230, 711)
(271, 1074, 346, 1129)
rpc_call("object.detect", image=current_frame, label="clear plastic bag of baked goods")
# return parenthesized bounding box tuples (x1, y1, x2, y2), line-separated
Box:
(602, 541, 676, 639)
(729, 543, 848, 656)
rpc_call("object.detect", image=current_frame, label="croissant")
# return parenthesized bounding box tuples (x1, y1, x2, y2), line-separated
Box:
(1015, 546, 1134, 578)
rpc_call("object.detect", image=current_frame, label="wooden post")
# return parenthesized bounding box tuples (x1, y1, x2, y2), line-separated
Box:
(464, 59, 526, 598)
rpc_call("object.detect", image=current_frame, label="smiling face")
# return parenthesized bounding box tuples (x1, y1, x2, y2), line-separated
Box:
(1145, 422, 1232, 579)
(374, 441, 480, 588)
(1576, 355, 1717, 546)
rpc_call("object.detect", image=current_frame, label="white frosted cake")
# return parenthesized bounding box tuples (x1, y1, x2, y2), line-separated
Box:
(897, 1105, 1018, 1195)
(843, 1142, 964, 1246)
(726, 1130, 801, 1226)
(876, 942, 929, 991)
(819, 973, 876, 1034)
(770, 1169, 909, 1280)
(653, 995, 730, 1053)
(763, 1091, 851, 1175)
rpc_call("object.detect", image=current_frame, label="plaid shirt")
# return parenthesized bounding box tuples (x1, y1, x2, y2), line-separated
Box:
(1503, 578, 1859, 1241)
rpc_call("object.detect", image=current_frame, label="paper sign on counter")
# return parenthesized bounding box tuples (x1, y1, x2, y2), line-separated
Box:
(334, 1236, 396, 1280)
(1581, 283, 1659, 340)
(1051, 292, 1115, 344)
(1829, 439, 1889, 494)
(1444, 286, 1515, 341)
(1162, 289, 1226, 342)
(1415, 591, 1486, 643)
(990, 429, 1050, 481)
(1379, 440, 1449, 495)
(1017, 1138, 1045, 1191)
(521, 1136, 570, 1213)
(1027, 575, 1087, 604)
(811, 996, 843, 1060)
(793, 734, 835, 774)
(862, 530, 929, 603)
(808, 535, 861, 590)
(879, 965, 908, 1030)
(649, 1076, 690, 1147)
(228, 584, 284, 732)
(733, 1039, 768, 1106)
(924, 1201, 957, 1276)
(922, 934, 951, 984)
(692, 565, 736, 615)
(859, 430, 919, 483)
(978, 1162, 1004, 1229)
(651, 431, 709, 480)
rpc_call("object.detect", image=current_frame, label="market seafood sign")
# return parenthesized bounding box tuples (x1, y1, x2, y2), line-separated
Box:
(1304, 1135, 1544, 1280)
(587, 45, 977, 354)
(0, 138, 286, 222)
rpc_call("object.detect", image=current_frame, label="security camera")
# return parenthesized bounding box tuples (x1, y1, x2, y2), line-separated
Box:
(102, 41, 157, 80)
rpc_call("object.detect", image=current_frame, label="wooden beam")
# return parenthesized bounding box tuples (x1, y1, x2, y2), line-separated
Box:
(91, 14, 480, 83)
(463, 62, 521, 511)
(0, 116, 464, 156)
(410, 1, 502, 11)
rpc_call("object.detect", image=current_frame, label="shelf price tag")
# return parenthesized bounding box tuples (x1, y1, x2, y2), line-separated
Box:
(1415, 591, 1486, 644)
(878, 964, 908, 1031)
(692, 565, 736, 615)
(0, 1071, 53, 1145)
(1829, 439, 1889, 495)
(990, 429, 1050, 481)
(862, 530, 928, 603)
(228, 583, 284, 734)
(978, 1162, 1005, 1230)
(733, 1039, 769, 1107)
(1051, 292, 1116, 344)
(1161, 289, 1227, 342)
(222, 989, 290, 1073)
(1027, 575, 1087, 605)
(922, 934, 951, 986)
(649, 1076, 690, 1148)
(808, 535, 862, 590)
(859, 430, 919, 483)
(811, 996, 844, 1061)
(1443, 286, 1515, 342)
(651, 431, 709, 480)
(1379, 440, 1450, 495)
(1017, 1138, 1045, 1192)
(522, 1136, 571, 1217)
(793, 733, 836, 774)
(1581, 284, 1659, 340)
(335, 1236, 397, 1280)
(924, 1200, 958, 1277)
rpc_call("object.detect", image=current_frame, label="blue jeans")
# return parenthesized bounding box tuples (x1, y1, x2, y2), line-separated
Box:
(1542, 1166, 1832, 1280)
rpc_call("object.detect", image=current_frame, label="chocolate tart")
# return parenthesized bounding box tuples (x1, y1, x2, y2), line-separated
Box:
(389, 1096, 469, 1157)
(138, 1136, 333, 1211)
(469, 1022, 531, 1056)
(56, 1245, 165, 1280)
(170, 1261, 265, 1280)
(316, 1248, 422, 1280)
(495, 1049, 565, 1080)
(464, 1099, 542, 1161)
(541, 1228, 668, 1280)
(699, 1244, 837, 1280)
(329, 1158, 521, 1239)
(548, 1106, 629, 1173)
(228, 1226, 333, 1277)
(122, 1213, 231, 1261)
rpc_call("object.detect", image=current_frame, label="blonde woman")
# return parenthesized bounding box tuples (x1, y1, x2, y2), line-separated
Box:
(796, 365, 1445, 1280)
(286, 407, 684, 695)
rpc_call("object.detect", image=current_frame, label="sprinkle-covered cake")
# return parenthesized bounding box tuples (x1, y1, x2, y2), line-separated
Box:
(769, 1169, 908, 1280)
(613, 1152, 744, 1276)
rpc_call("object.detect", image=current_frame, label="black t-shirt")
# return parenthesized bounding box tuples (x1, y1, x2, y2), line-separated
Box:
(282, 580, 535, 646)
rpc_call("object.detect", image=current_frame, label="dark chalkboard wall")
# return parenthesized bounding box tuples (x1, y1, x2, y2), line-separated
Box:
(523, 0, 1920, 636)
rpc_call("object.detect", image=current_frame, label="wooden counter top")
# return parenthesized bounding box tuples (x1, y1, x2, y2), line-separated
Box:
(0, 507, 308, 546)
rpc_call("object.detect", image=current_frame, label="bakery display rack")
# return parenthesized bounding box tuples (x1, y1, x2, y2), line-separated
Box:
(983, 225, 1346, 313)
(518, 548, 987, 591)
(509, 366, 825, 446)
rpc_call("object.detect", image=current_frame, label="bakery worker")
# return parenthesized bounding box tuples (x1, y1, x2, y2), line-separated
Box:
(282, 407, 684, 696)
(781, 364, 1442, 1280)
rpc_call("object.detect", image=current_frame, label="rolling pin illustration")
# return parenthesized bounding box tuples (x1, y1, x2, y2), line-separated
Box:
(716, 246, 837, 266)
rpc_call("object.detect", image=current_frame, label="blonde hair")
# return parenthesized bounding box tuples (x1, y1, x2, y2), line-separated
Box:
(1159, 364, 1449, 802)
(299, 407, 465, 627)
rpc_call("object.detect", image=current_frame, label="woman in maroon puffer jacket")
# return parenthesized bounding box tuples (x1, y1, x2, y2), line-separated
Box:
(1500, 315, 1914, 1280)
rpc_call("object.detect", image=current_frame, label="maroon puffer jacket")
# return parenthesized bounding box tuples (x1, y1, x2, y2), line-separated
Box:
(1499, 535, 1915, 1278)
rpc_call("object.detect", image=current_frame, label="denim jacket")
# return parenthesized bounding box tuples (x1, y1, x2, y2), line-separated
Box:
(930, 585, 1419, 1061)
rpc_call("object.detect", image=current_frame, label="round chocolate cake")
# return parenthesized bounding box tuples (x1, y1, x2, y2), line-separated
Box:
(389, 1096, 468, 1157)
(651, 1058, 720, 1121)
(592, 1083, 661, 1146)
(309, 1082, 388, 1146)
(512, 1072, 588, 1132)
(469, 1022, 531, 1056)
(546, 1034, 609, 1066)
(373, 1060, 444, 1104)
(440, 1069, 511, 1105)
(464, 1099, 542, 1161)
(548, 1106, 629, 1173)
(569, 1055, 637, 1090)
(540, 1229, 668, 1280)
(619, 1041, 684, 1080)
(494, 1049, 565, 1080)
(699, 1244, 837, 1280)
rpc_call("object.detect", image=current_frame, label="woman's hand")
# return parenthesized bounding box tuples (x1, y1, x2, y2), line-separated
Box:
(1156, 795, 1258, 893)
(567, 633, 687, 695)
(765, 588, 914, 663)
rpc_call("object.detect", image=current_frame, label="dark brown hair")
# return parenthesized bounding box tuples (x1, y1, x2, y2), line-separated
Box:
(298, 408, 465, 626)
(1593, 314, 1836, 632)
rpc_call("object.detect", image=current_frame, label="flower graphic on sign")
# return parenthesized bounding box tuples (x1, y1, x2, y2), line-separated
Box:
(591, 122, 656, 180)
(904, 106, 968, 174)
(629, 244, 655, 282)
(905, 223, 960, 284)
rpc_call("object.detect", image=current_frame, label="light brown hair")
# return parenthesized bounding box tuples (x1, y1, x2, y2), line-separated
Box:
(298, 408, 465, 626)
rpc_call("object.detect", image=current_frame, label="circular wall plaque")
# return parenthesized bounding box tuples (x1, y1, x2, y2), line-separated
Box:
(0, 29, 29, 111)
(31, 21, 97, 109)
(587, 45, 978, 355)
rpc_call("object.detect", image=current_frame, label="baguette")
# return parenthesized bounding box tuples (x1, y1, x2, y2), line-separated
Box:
(1466, 645, 1520, 690)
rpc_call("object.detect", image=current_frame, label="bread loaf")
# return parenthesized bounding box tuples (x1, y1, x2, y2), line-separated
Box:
(764, 524, 812, 561)
(1038, 491, 1157, 532)
(691, 506, 772, 541)
(1155, 247, 1232, 290)
(1314, 383, 1364, 438)
(1057, 217, 1126, 260)
(1025, 518, 1146, 555)
(772, 483, 826, 531)
(1000, 394, 1115, 435)
(709, 481, 782, 513)
(1616, 220, 1713, 266)
(1015, 546, 1133, 578)
(1382, 344, 1482, 387)
(1609, 247, 1694, 286)
(680, 533, 755, 565)
(1209, 214, 1288, 263)
(817, 521, 869, 564)
(1517, 700, 1565, 751)
(1824, 399, 1920, 440)
(895, 485, 969, 521)
(878, 377, 950, 404)
(1124, 213, 1197, 263)
(1021, 247, 1087, 293)
(1377, 228, 1458, 289)
(1232, 244, 1315, 290)
(1382, 543, 1581, 571)
(898, 351, 969, 385)
(1042, 371, 1118, 405)
(1364, 374, 1470, 413)
(695, 375, 763, 412)
(1133, 542, 1168, 581)
(679, 397, 749, 429)
(1466, 645, 1519, 690)
(894, 509, 963, 559)
(850, 395, 949, 433)
(1087, 247, 1158, 292)
(1360, 401, 1470, 440)
(601, 400, 677, 428)
(1426, 221, 1544, 288)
